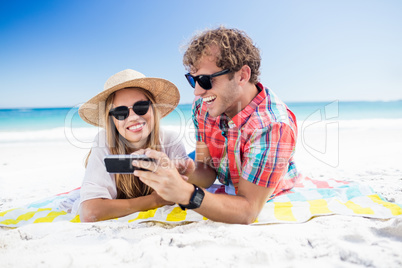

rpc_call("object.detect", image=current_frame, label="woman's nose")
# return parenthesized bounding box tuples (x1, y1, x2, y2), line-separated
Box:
(127, 108, 140, 119)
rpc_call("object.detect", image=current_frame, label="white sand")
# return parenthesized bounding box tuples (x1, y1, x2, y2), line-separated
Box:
(1, 119, 402, 267)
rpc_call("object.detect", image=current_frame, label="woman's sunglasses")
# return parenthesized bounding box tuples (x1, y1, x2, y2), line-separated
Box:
(185, 69, 231, 90)
(109, 100, 151, 120)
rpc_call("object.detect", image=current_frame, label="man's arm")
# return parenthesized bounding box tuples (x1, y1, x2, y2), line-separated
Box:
(187, 141, 216, 188)
(133, 149, 278, 224)
(182, 141, 275, 223)
(133, 122, 296, 224)
(194, 178, 275, 224)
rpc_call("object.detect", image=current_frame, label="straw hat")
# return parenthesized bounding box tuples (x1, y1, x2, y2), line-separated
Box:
(79, 69, 180, 127)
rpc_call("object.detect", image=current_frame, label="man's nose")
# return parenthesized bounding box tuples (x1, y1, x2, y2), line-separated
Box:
(193, 83, 207, 97)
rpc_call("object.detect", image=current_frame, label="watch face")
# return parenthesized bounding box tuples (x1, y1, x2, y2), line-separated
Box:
(179, 185, 205, 210)
(193, 190, 204, 206)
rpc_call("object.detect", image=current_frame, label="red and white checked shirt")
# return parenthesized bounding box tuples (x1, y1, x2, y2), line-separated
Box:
(192, 83, 299, 196)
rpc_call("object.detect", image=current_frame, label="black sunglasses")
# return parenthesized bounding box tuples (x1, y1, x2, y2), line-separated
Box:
(109, 100, 151, 120)
(185, 69, 231, 90)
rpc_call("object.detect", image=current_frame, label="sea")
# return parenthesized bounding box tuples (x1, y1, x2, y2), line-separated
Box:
(0, 101, 401, 145)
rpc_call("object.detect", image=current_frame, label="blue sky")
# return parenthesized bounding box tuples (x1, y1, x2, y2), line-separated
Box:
(0, 0, 401, 108)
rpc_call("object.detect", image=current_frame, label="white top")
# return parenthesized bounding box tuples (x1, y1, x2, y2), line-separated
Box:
(72, 128, 188, 214)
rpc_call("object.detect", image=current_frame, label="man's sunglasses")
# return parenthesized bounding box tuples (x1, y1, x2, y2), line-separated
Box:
(185, 69, 231, 90)
(109, 100, 151, 120)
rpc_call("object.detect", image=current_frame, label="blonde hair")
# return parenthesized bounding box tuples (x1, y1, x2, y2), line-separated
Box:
(85, 87, 162, 199)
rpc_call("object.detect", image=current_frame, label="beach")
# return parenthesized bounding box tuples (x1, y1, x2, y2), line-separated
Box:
(0, 104, 402, 267)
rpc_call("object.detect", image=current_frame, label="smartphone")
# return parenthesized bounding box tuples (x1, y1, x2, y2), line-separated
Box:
(104, 154, 155, 174)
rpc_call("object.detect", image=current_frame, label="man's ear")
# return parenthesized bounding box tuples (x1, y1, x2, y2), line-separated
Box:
(238, 65, 251, 86)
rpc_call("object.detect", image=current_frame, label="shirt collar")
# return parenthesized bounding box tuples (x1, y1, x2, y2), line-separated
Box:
(225, 82, 266, 129)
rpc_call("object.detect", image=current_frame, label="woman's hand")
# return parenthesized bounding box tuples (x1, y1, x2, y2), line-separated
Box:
(150, 190, 174, 207)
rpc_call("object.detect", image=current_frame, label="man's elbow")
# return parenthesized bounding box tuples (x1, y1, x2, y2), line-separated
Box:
(239, 201, 264, 225)
(241, 211, 259, 225)
(189, 162, 216, 188)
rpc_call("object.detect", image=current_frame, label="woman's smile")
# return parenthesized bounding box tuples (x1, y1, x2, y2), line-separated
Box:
(112, 88, 154, 146)
(127, 122, 146, 132)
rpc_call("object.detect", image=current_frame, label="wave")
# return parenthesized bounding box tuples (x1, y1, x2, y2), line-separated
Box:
(0, 127, 98, 144)
(1, 119, 401, 144)
(298, 118, 402, 130)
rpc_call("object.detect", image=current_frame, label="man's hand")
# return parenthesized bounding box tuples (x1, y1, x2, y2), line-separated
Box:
(173, 158, 195, 178)
(132, 149, 194, 205)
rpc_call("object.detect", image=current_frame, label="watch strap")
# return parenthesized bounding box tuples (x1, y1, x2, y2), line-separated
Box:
(178, 184, 205, 210)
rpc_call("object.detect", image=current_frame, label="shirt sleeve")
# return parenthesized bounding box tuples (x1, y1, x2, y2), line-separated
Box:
(192, 98, 203, 142)
(160, 128, 189, 159)
(79, 131, 117, 205)
(241, 122, 297, 188)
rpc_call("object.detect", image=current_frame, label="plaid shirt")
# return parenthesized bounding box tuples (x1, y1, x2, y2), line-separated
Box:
(192, 83, 299, 196)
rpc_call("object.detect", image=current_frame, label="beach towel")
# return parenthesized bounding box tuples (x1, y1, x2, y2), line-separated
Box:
(1, 177, 401, 228)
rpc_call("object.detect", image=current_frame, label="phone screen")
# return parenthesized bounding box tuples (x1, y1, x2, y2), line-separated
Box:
(104, 154, 155, 174)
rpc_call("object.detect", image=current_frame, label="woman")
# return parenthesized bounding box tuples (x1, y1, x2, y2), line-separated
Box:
(73, 69, 190, 222)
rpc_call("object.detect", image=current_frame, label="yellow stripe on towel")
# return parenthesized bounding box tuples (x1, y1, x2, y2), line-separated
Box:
(70, 215, 81, 223)
(166, 207, 187, 222)
(274, 202, 297, 222)
(338, 200, 375, 215)
(308, 199, 332, 215)
(128, 208, 158, 223)
(34, 211, 67, 223)
(0, 208, 51, 225)
(368, 194, 402, 216)
(0, 208, 18, 217)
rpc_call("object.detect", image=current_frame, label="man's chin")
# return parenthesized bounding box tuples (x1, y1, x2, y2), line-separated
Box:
(206, 107, 220, 118)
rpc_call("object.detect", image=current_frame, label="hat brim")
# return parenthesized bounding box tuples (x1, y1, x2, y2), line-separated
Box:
(79, 77, 180, 128)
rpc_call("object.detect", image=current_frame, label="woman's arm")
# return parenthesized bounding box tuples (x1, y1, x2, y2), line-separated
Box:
(79, 191, 172, 222)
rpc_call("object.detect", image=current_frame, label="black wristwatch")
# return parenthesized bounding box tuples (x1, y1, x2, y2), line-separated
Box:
(179, 184, 205, 210)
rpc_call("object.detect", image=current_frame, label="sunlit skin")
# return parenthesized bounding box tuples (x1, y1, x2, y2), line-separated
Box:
(112, 88, 154, 149)
(79, 88, 172, 223)
(133, 53, 276, 224)
(190, 46, 259, 119)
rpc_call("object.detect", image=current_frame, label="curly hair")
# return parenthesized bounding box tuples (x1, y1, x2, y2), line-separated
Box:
(183, 26, 261, 84)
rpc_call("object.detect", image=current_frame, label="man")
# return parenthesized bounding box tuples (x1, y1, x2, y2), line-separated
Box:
(134, 27, 299, 224)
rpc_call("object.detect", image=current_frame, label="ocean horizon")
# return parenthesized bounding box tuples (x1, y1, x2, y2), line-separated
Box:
(0, 100, 401, 145)
(1, 100, 402, 132)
